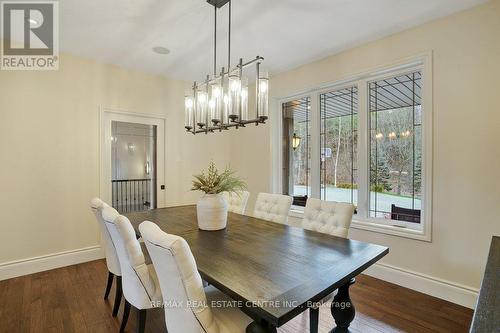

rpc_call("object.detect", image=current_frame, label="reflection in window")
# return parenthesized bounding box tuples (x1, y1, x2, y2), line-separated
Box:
(369, 71, 422, 223)
(282, 97, 311, 206)
(320, 87, 358, 206)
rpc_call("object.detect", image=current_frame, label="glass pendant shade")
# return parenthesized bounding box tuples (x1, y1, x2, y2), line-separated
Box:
(184, 96, 194, 129)
(210, 79, 222, 123)
(257, 69, 269, 119)
(240, 77, 248, 121)
(222, 93, 230, 124)
(196, 90, 208, 126)
(208, 98, 216, 123)
(228, 71, 241, 120)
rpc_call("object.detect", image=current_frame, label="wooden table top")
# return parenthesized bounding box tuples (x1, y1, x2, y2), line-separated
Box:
(126, 205, 389, 327)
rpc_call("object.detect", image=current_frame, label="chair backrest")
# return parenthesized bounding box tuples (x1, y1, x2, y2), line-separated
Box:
(90, 198, 121, 276)
(253, 193, 293, 224)
(302, 198, 355, 238)
(222, 191, 250, 215)
(391, 204, 421, 223)
(139, 221, 220, 333)
(102, 208, 160, 309)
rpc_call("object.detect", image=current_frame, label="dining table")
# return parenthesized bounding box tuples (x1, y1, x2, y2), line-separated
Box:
(126, 205, 389, 333)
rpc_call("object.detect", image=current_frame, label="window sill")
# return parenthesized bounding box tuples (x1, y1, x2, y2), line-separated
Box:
(351, 218, 431, 242)
(288, 209, 431, 242)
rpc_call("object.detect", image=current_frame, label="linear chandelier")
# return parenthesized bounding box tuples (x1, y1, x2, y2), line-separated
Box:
(184, 0, 269, 135)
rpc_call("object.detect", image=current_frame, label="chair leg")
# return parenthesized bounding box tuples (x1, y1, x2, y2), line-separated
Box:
(119, 300, 131, 333)
(112, 276, 122, 317)
(104, 272, 114, 300)
(309, 307, 319, 333)
(137, 309, 147, 333)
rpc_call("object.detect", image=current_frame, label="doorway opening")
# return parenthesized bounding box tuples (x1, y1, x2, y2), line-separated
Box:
(111, 121, 157, 213)
(100, 109, 166, 212)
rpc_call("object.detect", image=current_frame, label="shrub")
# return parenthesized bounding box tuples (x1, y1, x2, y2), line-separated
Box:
(370, 184, 385, 193)
(336, 183, 358, 189)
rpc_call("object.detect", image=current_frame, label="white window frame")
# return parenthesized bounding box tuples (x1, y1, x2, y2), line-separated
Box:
(271, 52, 433, 241)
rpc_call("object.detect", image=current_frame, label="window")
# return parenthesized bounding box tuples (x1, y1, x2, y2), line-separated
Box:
(282, 97, 311, 206)
(369, 72, 422, 223)
(277, 57, 432, 240)
(320, 87, 358, 206)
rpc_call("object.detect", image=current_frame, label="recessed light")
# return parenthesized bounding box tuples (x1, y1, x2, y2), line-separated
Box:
(152, 46, 170, 55)
(28, 18, 38, 25)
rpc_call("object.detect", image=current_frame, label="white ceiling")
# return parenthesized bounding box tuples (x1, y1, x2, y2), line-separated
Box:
(60, 0, 487, 81)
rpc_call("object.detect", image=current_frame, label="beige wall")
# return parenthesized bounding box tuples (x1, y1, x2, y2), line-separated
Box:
(230, 0, 500, 291)
(0, 53, 231, 263)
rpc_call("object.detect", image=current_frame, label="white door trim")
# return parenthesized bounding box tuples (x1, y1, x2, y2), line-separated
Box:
(99, 107, 166, 208)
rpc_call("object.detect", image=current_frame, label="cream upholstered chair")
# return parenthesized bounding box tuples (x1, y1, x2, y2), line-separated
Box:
(253, 192, 293, 224)
(89, 198, 123, 317)
(102, 208, 162, 333)
(302, 198, 356, 237)
(302, 198, 355, 333)
(221, 191, 250, 214)
(139, 221, 253, 333)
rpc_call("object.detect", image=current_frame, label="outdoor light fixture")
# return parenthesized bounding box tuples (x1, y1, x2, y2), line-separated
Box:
(292, 133, 301, 150)
(184, 0, 269, 134)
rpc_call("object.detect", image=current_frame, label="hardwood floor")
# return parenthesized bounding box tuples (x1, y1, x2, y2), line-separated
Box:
(0, 260, 473, 333)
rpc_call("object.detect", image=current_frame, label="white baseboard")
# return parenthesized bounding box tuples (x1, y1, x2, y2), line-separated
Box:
(0, 245, 479, 309)
(0, 245, 104, 281)
(365, 262, 479, 309)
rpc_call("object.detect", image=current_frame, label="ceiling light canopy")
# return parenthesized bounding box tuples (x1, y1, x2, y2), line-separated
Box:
(152, 46, 170, 55)
(184, 0, 269, 135)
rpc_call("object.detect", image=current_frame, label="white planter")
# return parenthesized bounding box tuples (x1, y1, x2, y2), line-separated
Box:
(196, 193, 228, 231)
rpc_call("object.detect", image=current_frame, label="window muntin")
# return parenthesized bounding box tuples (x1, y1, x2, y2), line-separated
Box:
(282, 97, 311, 206)
(369, 71, 422, 223)
(320, 86, 358, 206)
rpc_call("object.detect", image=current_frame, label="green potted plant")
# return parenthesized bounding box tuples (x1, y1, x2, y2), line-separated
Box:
(191, 162, 247, 230)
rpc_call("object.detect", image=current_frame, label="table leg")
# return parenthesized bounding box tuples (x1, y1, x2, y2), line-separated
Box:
(246, 320, 277, 333)
(310, 307, 319, 333)
(329, 278, 356, 333)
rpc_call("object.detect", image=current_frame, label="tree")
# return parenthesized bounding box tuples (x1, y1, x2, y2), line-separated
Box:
(414, 152, 422, 196)
(333, 116, 342, 187)
(375, 107, 413, 195)
(370, 157, 392, 192)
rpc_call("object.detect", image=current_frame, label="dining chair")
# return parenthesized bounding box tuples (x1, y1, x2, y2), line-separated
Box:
(89, 198, 123, 317)
(253, 192, 293, 224)
(302, 198, 356, 237)
(302, 197, 356, 333)
(139, 221, 253, 333)
(222, 191, 250, 214)
(102, 208, 162, 333)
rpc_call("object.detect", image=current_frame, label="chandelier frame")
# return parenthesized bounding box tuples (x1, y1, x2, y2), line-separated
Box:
(185, 0, 269, 135)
